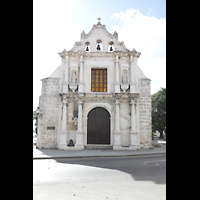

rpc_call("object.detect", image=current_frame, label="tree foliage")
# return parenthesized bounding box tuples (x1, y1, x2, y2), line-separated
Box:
(151, 88, 166, 138)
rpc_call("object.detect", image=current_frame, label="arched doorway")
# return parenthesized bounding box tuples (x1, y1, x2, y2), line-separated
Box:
(87, 107, 110, 144)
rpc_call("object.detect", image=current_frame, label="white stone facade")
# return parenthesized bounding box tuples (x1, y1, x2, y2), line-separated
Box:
(37, 20, 152, 150)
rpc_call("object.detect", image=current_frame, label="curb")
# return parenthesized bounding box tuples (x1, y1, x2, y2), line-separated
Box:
(33, 151, 166, 160)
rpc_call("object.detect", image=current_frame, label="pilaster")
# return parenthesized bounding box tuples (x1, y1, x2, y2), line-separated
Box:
(58, 94, 68, 149)
(113, 99, 121, 148)
(75, 98, 84, 149)
(114, 52, 121, 93)
(130, 99, 137, 134)
(129, 98, 138, 149)
(130, 54, 135, 93)
(78, 50, 85, 93)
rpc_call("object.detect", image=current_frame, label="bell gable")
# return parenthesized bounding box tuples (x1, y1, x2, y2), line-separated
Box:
(70, 21, 129, 53)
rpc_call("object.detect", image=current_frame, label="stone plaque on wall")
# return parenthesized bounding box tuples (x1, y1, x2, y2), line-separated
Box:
(47, 126, 55, 130)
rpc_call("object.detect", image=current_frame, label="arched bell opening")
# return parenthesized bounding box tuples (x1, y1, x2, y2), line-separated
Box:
(108, 41, 114, 52)
(96, 40, 103, 52)
(85, 42, 90, 52)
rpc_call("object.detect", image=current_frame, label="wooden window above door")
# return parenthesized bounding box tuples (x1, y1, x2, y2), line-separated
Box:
(91, 69, 107, 92)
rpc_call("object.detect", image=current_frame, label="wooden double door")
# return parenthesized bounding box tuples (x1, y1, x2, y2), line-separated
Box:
(87, 107, 110, 144)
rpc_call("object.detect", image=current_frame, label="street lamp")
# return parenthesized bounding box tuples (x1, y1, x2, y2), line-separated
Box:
(35, 106, 42, 136)
(35, 107, 40, 135)
(154, 107, 158, 112)
(36, 107, 40, 114)
(36, 107, 42, 119)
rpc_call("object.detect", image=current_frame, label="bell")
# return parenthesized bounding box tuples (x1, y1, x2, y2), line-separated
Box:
(86, 46, 89, 51)
(110, 45, 113, 51)
(67, 139, 74, 147)
(97, 43, 101, 50)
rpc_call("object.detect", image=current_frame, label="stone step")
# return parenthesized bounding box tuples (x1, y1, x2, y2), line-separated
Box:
(84, 145, 113, 150)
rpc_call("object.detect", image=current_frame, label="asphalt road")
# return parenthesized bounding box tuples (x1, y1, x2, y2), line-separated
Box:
(33, 155, 166, 200)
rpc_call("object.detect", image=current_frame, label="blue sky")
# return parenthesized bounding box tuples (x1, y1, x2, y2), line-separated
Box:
(33, 0, 166, 111)
(63, 0, 166, 33)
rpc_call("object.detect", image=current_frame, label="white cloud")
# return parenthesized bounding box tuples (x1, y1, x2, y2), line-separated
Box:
(147, 6, 153, 16)
(111, 8, 166, 94)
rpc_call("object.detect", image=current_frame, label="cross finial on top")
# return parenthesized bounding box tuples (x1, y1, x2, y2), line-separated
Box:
(97, 17, 101, 25)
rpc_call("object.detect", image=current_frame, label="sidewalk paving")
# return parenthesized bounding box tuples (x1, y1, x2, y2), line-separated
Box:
(33, 137, 166, 160)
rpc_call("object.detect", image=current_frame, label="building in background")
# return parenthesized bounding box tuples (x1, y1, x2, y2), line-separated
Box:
(37, 18, 152, 150)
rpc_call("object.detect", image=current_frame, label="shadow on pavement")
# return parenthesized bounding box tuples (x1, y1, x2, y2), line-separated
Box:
(54, 155, 166, 185)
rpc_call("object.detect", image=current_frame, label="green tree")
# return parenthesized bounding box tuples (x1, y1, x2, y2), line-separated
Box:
(151, 88, 166, 138)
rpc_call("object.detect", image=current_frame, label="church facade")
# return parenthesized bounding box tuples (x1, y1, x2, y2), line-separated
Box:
(37, 19, 152, 150)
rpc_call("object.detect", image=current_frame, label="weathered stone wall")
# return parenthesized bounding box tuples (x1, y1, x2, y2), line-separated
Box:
(119, 100, 131, 146)
(37, 78, 61, 148)
(66, 100, 78, 145)
(37, 72, 152, 149)
(137, 78, 152, 149)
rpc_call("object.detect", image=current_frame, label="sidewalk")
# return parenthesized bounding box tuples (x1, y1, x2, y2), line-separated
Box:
(33, 137, 166, 160)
